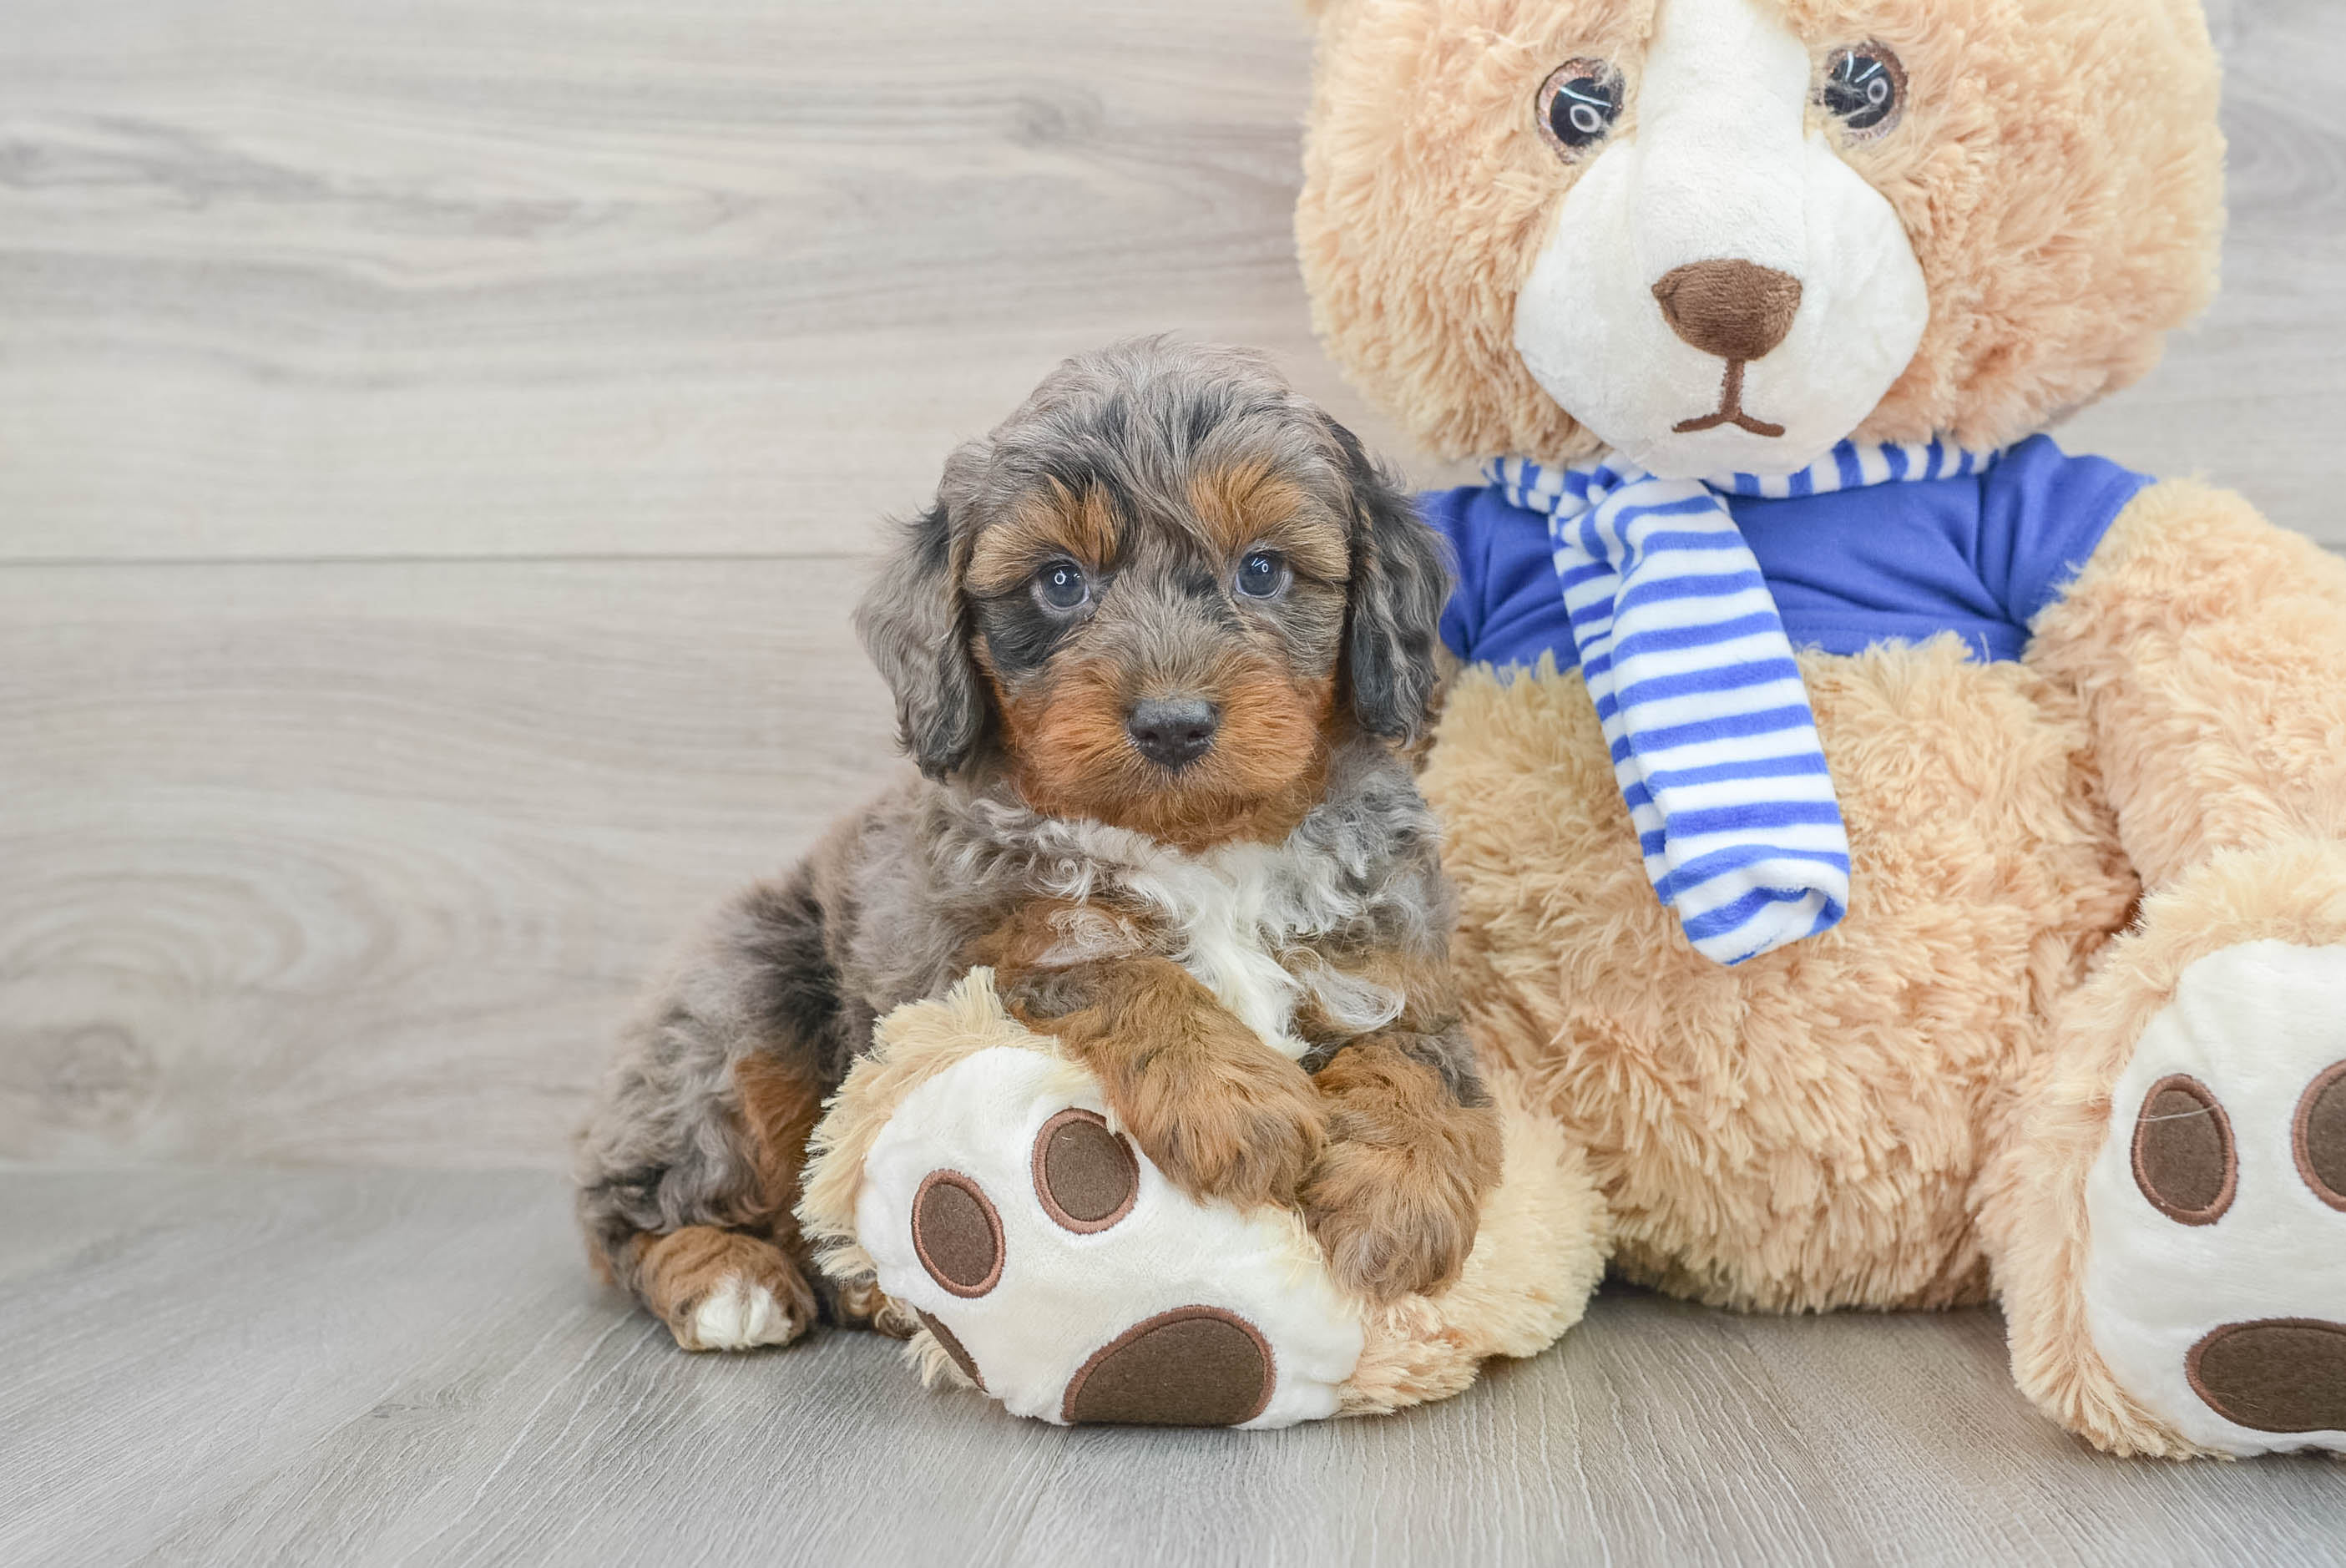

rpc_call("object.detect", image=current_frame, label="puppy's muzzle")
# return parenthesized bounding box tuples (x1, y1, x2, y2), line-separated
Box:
(1125, 697, 1219, 771)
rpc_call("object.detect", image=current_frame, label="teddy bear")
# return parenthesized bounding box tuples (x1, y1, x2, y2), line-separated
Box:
(1292, 0, 2346, 1456)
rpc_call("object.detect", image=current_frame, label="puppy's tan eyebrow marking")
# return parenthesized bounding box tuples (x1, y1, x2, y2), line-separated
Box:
(1186, 461, 1349, 582)
(968, 482, 1122, 596)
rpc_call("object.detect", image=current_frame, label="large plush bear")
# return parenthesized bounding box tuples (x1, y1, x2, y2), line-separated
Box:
(1295, 0, 2346, 1455)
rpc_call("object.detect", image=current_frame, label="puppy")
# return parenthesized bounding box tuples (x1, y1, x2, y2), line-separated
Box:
(574, 338, 1503, 1353)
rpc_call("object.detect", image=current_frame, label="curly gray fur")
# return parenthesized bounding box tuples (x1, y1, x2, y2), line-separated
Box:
(574, 336, 1474, 1308)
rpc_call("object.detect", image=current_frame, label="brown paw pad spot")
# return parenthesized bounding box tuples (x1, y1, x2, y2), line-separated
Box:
(2131, 1074, 2236, 1226)
(1032, 1109, 1140, 1233)
(2187, 1319, 2346, 1434)
(2294, 1061, 2346, 1211)
(911, 1170, 1004, 1297)
(915, 1308, 986, 1392)
(1059, 1306, 1274, 1427)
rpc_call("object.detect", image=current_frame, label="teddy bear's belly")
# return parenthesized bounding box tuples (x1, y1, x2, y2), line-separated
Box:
(1424, 638, 2140, 1312)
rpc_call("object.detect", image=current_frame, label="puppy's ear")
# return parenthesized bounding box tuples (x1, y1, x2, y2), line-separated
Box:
(854, 493, 988, 779)
(1326, 417, 1451, 743)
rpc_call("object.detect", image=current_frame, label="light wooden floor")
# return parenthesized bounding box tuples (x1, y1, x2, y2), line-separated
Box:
(3, 1169, 2343, 1568)
(3, 0, 2343, 1561)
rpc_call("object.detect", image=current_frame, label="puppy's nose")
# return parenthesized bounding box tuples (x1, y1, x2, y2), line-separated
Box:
(1651, 260, 1804, 362)
(1125, 698, 1218, 770)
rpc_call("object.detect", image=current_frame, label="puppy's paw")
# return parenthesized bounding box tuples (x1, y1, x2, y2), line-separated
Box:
(827, 1271, 921, 1340)
(1300, 1130, 1489, 1304)
(1044, 957, 1326, 1207)
(1098, 1044, 1326, 1210)
(685, 1277, 806, 1352)
(637, 1226, 817, 1353)
(1301, 1040, 1504, 1303)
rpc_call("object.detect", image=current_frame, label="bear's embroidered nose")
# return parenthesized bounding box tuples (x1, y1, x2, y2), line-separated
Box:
(1652, 260, 1804, 363)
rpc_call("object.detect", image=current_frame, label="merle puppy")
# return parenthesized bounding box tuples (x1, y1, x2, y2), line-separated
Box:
(576, 338, 1501, 1353)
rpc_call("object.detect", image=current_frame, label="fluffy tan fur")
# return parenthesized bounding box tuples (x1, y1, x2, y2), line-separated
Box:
(1964, 480, 2346, 1454)
(1979, 840, 2346, 1457)
(1299, 0, 1652, 465)
(1297, 0, 2222, 463)
(1425, 639, 2138, 1310)
(1421, 480, 2346, 1446)
(1298, 0, 2346, 1457)
(2025, 479, 2346, 884)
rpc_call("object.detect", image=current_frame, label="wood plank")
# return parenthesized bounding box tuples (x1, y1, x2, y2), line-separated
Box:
(0, 558, 896, 1166)
(2, 1169, 2339, 1568)
(0, 0, 1420, 562)
(3, 0, 2340, 563)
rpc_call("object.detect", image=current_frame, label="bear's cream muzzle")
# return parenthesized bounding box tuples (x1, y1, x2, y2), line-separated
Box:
(1511, 0, 1930, 479)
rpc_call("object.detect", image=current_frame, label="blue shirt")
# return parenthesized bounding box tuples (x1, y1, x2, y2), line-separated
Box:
(1423, 435, 2151, 669)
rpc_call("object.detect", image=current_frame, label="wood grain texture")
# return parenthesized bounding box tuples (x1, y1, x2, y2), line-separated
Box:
(1, 1170, 2338, 1568)
(0, 0, 1405, 562)
(2, 0, 2341, 564)
(0, 559, 896, 1165)
(3, 0, 2341, 1171)
(2060, 0, 2346, 544)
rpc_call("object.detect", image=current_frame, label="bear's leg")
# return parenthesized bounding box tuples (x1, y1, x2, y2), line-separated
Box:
(1979, 841, 2346, 1457)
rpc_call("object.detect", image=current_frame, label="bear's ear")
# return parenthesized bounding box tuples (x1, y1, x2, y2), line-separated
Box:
(1323, 416, 1451, 744)
(854, 483, 989, 779)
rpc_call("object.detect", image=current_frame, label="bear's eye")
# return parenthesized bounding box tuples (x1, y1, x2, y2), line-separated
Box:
(1535, 60, 1623, 158)
(1034, 559, 1090, 613)
(1819, 44, 1905, 139)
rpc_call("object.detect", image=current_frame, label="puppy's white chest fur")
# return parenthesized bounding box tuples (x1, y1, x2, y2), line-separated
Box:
(1117, 837, 1402, 1060)
(1014, 807, 1412, 1058)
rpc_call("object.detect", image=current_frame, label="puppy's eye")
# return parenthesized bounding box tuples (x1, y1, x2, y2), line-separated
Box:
(1819, 44, 1905, 139)
(1235, 550, 1290, 600)
(1535, 60, 1622, 158)
(1034, 560, 1090, 612)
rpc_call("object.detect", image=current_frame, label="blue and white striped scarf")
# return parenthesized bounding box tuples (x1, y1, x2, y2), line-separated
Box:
(1491, 439, 1991, 966)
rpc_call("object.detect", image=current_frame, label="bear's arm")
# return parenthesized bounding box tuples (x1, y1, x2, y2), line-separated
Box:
(2024, 478, 2346, 888)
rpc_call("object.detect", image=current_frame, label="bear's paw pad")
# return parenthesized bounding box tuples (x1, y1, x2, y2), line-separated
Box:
(1059, 1307, 1275, 1426)
(1033, 1109, 1140, 1232)
(853, 1044, 1363, 1429)
(910, 1171, 1004, 1297)
(2185, 1320, 2346, 1435)
(2084, 940, 2346, 1454)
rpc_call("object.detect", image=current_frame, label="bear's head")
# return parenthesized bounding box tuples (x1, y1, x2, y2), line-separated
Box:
(1296, 0, 2222, 478)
